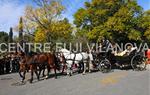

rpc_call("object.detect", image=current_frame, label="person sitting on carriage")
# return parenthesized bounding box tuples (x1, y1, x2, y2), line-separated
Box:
(96, 37, 112, 58)
(101, 37, 110, 52)
(125, 45, 137, 56)
(112, 44, 137, 68)
(114, 45, 137, 56)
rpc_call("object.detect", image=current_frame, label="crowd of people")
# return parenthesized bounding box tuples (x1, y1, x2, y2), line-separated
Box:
(0, 54, 19, 75)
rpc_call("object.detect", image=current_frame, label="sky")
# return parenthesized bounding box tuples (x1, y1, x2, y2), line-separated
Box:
(0, 0, 150, 33)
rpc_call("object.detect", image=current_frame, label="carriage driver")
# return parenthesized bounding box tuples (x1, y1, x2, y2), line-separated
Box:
(101, 37, 110, 52)
(113, 44, 137, 56)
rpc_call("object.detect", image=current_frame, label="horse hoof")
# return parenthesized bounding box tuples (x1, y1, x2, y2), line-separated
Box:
(29, 80, 33, 83)
(21, 80, 24, 83)
(45, 76, 49, 79)
(82, 73, 86, 75)
(69, 73, 72, 76)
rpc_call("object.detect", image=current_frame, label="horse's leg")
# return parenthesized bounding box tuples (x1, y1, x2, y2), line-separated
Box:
(42, 65, 45, 77)
(19, 66, 26, 83)
(88, 60, 92, 73)
(66, 63, 72, 76)
(78, 63, 82, 73)
(19, 70, 23, 78)
(19, 70, 24, 82)
(22, 70, 26, 82)
(66, 64, 69, 75)
(26, 65, 29, 72)
(35, 70, 40, 81)
(69, 63, 73, 76)
(82, 62, 86, 75)
(54, 66, 57, 79)
(46, 65, 50, 79)
(38, 68, 41, 77)
(30, 65, 34, 83)
(61, 64, 65, 74)
(34, 65, 40, 81)
(38, 65, 42, 77)
(40, 64, 45, 77)
(30, 70, 34, 83)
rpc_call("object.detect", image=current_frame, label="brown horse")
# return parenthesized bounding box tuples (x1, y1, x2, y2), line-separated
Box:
(19, 52, 60, 83)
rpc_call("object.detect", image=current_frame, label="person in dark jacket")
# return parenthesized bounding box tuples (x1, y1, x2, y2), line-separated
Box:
(0, 58, 4, 75)
(5, 56, 11, 74)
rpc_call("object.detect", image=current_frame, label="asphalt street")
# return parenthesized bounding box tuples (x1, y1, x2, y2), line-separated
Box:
(0, 70, 150, 95)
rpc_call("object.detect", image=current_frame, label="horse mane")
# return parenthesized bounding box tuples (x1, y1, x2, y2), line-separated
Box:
(60, 49, 71, 53)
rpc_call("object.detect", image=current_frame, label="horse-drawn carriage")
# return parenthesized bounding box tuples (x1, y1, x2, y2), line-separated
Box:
(12, 39, 147, 83)
(57, 44, 147, 75)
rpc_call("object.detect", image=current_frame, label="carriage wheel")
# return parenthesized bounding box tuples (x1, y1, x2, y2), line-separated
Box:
(131, 54, 146, 71)
(99, 59, 111, 73)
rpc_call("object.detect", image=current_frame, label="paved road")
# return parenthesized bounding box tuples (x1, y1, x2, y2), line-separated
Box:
(0, 70, 150, 95)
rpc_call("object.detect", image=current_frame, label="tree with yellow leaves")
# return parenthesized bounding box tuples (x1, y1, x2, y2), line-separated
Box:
(23, 0, 72, 45)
